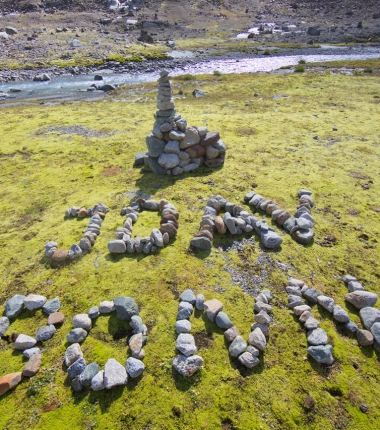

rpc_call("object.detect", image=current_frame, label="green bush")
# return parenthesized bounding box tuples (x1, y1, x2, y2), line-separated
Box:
(298, 58, 306, 64)
(364, 67, 373, 73)
(213, 70, 222, 76)
(182, 73, 195, 80)
(294, 65, 305, 73)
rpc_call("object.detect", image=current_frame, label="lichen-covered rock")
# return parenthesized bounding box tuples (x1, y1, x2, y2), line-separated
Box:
(172, 355, 203, 376)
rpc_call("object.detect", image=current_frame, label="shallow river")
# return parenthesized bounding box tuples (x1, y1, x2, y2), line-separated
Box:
(1, 46, 379, 104)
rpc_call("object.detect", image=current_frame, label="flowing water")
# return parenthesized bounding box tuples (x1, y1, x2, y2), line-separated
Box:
(1, 46, 379, 104)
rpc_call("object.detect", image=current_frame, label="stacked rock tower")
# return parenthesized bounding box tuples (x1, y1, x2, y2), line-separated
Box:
(142, 70, 226, 175)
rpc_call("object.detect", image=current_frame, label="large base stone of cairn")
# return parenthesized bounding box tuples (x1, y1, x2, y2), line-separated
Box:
(139, 70, 226, 175)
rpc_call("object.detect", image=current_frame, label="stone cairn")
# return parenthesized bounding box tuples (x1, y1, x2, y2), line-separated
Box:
(286, 278, 334, 365)
(0, 294, 63, 397)
(190, 194, 282, 251)
(138, 70, 226, 175)
(245, 189, 315, 245)
(44, 202, 109, 264)
(64, 296, 147, 392)
(172, 289, 273, 375)
(107, 198, 179, 255)
(342, 275, 379, 350)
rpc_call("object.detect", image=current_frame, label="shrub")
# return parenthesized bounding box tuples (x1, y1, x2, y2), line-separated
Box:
(364, 67, 373, 73)
(298, 58, 306, 64)
(294, 65, 305, 73)
(182, 74, 195, 80)
(213, 70, 222, 76)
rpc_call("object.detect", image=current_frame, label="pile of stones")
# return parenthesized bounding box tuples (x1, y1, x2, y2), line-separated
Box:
(286, 278, 334, 365)
(342, 275, 379, 349)
(108, 198, 179, 254)
(190, 194, 282, 251)
(0, 294, 63, 397)
(64, 296, 147, 391)
(244, 189, 315, 245)
(44, 202, 109, 263)
(137, 70, 226, 175)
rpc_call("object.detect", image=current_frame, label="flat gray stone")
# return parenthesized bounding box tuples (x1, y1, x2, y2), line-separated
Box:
(0, 317, 10, 337)
(261, 230, 283, 249)
(307, 328, 328, 345)
(91, 370, 105, 391)
(344, 321, 359, 334)
(215, 312, 233, 329)
(114, 296, 139, 321)
(64, 343, 83, 367)
(357, 329, 374, 346)
(36, 324, 56, 341)
(195, 294, 205, 310)
(108, 240, 127, 253)
(248, 328, 266, 350)
(67, 357, 86, 378)
(73, 314, 92, 332)
(317, 295, 335, 313)
(99, 301, 115, 313)
(67, 328, 87, 343)
(165, 140, 180, 154)
(126, 357, 145, 378)
(177, 302, 193, 320)
(292, 228, 314, 245)
(304, 317, 320, 330)
(158, 153, 180, 169)
(176, 333, 196, 356)
(203, 299, 223, 322)
(294, 305, 311, 316)
(24, 294, 47, 311)
(5, 295, 25, 318)
(370, 322, 380, 344)
(238, 352, 260, 369)
(303, 288, 322, 304)
(224, 326, 239, 342)
(308, 345, 334, 365)
(146, 134, 166, 157)
(180, 289, 196, 304)
(283, 217, 297, 232)
(145, 155, 167, 175)
(360, 307, 380, 330)
(88, 307, 100, 319)
(71, 376, 83, 392)
(23, 347, 40, 359)
(42, 297, 60, 315)
(333, 306, 350, 323)
(14, 334, 36, 350)
(130, 315, 144, 334)
(172, 354, 203, 376)
(104, 359, 128, 389)
(175, 319, 192, 334)
(255, 311, 271, 324)
(342, 275, 357, 284)
(345, 291, 378, 309)
(81, 362, 99, 386)
(229, 335, 247, 357)
(190, 236, 212, 251)
(347, 281, 365, 292)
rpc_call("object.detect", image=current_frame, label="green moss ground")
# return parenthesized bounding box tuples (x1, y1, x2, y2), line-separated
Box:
(0, 69, 379, 429)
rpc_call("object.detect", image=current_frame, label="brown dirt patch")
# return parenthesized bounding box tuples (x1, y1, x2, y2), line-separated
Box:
(347, 208, 360, 216)
(194, 330, 214, 349)
(350, 171, 368, 180)
(100, 166, 123, 177)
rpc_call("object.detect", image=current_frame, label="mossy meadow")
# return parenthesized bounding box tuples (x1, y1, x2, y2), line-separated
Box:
(0, 68, 380, 429)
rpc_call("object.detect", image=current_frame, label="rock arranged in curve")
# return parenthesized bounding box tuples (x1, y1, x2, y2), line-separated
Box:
(44, 202, 109, 264)
(64, 296, 147, 392)
(286, 278, 334, 365)
(107, 198, 178, 255)
(138, 70, 226, 175)
(0, 294, 63, 397)
(190, 194, 282, 251)
(244, 189, 315, 245)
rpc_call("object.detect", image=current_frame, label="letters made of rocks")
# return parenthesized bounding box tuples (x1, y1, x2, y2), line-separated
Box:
(245, 189, 315, 245)
(139, 70, 226, 175)
(64, 296, 147, 392)
(108, 198, 178, 255)
(44, 202, 109, 264)
(286, 278, 334, 365)
(190, 194, 282, 251)
(0, 294, 64, 396)
(342, 275, 379, 349)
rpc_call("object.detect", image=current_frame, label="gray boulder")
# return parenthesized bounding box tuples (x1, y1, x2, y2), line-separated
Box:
(24, 294, 47, 311)
(104, 359, 128, 388)
(108, 240, 127, 253)
(126, 357, 145, 378)
(370, 322, 380, 344)
(67, 357, 86, 378)
(356, 329, 374, 346)
(238, 352, 260, 369)
(347, 281, 365, 292)
(248, 328, 266, 350)
(261, 230, 283, 249)
(333, 306, 350, 323)
(146, 134, 166, 157)
(158, 153, 180, 169)
(80, 362, 99, 386)
(172, 354, 204, 376)
(67, 328, 87, 343)
(176, 333, 196, 356)
(308, 345, 334, 365)
(307, 328, 328, 345)
(195, 294, 205, 311)
(175, 319, 192, 334)
(42, 297, 61, 315)
(190, 237, 212, 251)
(303, 288, 322, 304)
(360, 307, 380, 330)
(64, 343, 83, 367)
(113, 296, 139, 321)
(345, 291, 377, 309)
(5, 294, 26, 318)
(91, 370, 105, 391)
(73, 314, 92, 331)
(177, 302, 193, 320)
(317, 295, 334, 313)
(0, 317, 10, 337)
(36, 324, 56, 341)
(180, 289, 196, 304)
(215, 312, 233, 329)
(130, 315, 144, 334)
(229, 335, 247, 357)
(14, 334, 36, 350)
